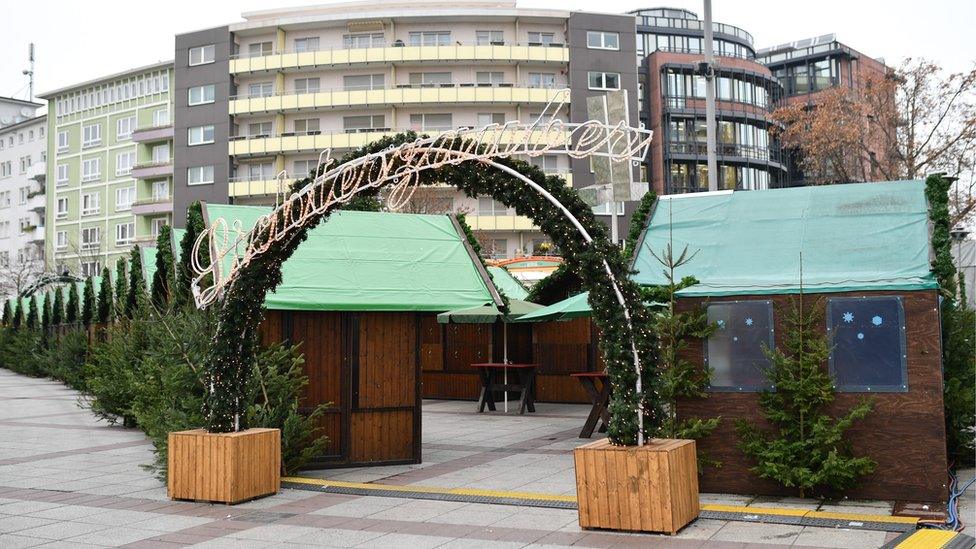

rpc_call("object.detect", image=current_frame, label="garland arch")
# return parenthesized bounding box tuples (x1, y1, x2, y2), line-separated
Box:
(192, 98, 661, 446)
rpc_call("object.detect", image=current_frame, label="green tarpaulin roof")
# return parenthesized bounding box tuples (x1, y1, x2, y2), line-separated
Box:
(632, 180, 937, 297)
(141, 247, 157, 286)
(204, 204, 497, 312)
(515, 292, 591, 323)
(487, 266, 529, 300)
(437, 299, 542, 324)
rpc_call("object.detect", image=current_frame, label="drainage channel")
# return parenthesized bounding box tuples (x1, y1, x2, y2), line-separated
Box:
(283, 476, 921, 534)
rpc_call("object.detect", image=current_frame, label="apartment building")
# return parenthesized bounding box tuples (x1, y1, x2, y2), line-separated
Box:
(39, 62, 175, 277)
(632, 7, 786, 195)
(0, 99, 46, 294)
(173, 0, 640, 258)
(757, 34, 891, 184)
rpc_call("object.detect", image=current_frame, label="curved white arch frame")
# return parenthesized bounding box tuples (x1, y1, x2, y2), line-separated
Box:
(191, 89, 653, 444)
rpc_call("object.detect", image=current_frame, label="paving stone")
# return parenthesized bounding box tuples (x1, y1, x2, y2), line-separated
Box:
(14, 520, 109, 540)
(793, 526, 887, 548)
(710, 521, 803, 545)
(66, 526, 166, 546)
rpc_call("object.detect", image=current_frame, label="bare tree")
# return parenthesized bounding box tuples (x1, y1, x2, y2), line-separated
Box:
(0, 252, 46, 298)
(773, 58, 976, 225)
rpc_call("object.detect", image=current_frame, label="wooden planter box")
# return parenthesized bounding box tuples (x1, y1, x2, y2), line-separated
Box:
(574, 438, 699, 534)
(167, 428, 281, 504)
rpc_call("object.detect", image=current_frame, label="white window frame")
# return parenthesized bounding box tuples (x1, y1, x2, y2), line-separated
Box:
(82, 158, 101, 182)
(587, 71, 621, 91)
(56, 197, 68, 219)
(56, 163, 69, 186)
(115, 186, 136, 211)
(117, 115, 136, 140)
(81, 192, 101, 216)
(81, 227, 101, 250)
(57, 131, 69, 153)
(82, 123, 101, 148)
(586, 31, 620, 50)
(187, 165, 214, 186)
(151, 180, 170, 200)
(115, 222, 135, 246)
(115, 151, 135, 176)
(187, 125, 215, 146)
(188, 85, 215, 106)
(55, 231, 68, 250)
(189, 44, 215, 66)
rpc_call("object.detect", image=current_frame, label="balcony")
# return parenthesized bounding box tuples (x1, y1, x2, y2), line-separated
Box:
(25, 225, 45, 243)
(131, 196, 173, 216)
(228, 177, 295, 198)
(229, 84, 566, 115)
(131, 160, 174, 179)
(27, 191, 45, 213)
(229, 43, 568, 74)
(465, 215, 538, 232)
(229, 127, 572, 157)
(132, 124, 174, 143)
(28, 161, 46, 182)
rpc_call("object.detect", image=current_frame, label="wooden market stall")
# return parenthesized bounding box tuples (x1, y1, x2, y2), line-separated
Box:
(631, 179, 948, 502)
(203, 205, 502, 468)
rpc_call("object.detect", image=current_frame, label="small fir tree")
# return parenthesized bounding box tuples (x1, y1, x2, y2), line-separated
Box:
(97, 267, 113, 324)
(175, 202, 208, 307)
(114, 258, 128, 319)
(126, 246, 145, 318)
(11, 299, 23, 329)
(735, 293, 876, 498)
(81, 277, 96, 326)
(26, 295, 39, 330)
(66, 283, 80, 324)
(51, 287, 65, 326)
(2, 299, 11, 326)
(151, 226, 174, 309)
(42, 291, 53, 332)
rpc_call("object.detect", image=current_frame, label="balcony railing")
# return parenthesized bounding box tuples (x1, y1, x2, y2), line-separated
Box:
(231, 40, 567, 59)
(230, 81, 565, 101)
(636, 15, 753, 46)
(667, 141, 783, 164)
(132, 124, 174, 143)
(757, 42, 856, 65)
(131, 159, 174, 179)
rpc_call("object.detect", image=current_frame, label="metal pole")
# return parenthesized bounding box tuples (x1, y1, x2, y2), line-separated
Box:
(703, 0, 718, 191)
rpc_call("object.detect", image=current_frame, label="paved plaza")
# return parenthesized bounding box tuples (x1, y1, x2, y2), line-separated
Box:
(0, 369, 972, 548)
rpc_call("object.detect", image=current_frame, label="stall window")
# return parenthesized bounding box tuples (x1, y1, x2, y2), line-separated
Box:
(827, 297, 907, 392)
(705, 300, 774, 391)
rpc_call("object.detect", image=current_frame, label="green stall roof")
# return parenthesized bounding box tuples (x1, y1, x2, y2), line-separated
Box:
(204, 204, 498, 312)
(487, 266, 529, 300)
(632, 180, 937, 297)
(171, 228, 186, 256)
(141, 246, 158, 287)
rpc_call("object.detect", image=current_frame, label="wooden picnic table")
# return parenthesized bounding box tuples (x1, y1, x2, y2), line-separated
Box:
(571, 372, 610, 438)
(470, 363, 538, 415)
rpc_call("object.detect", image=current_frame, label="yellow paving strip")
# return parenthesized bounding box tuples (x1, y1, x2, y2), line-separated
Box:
(283, 476, 919, 527)
(893, 528, 958, 548)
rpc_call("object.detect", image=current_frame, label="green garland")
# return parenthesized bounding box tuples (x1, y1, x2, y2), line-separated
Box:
(203, 134, 661, 444)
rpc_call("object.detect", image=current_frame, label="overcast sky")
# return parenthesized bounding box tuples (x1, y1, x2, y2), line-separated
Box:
(2, 0, 973, 108)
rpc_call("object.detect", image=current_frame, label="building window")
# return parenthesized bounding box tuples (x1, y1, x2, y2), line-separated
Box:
(586, 31, 619, 50)
(477, 113, 506, 126)
(591, 201, 625, 216)
(408, 72, 452, 87)
(82, 158, 101, 182)
(55, 164, 68, 187)
(81, 192, 100, 216)
(152, 143, 170, 163)
(409, 113, 452, 131)
(343, 115, 386, 133)
(152, 180, 170, 200)
(150, 218, 168, 237)
(247, 122, 273, 138)
(188, 44, 215, 66)
(55, 231, 68, 250)
(153, 108, 170, 126)
(475, 72, 505, 86)
(81, 260, 101, 277)
(57, 131, 69, 153)
(187, 125, 215, 146)
(827, 297, 908, 392)
(248, 41, 273, 57)
(115, 151, 135, 176)
(294, 37, 320, 53)
(484, 238, 508, 259)
(294, 77, 321, 94)
(82, 123, 101, 148)
(294, 118, 320, 135)
(117, 116, 136, 140)
(188, 85, 215, 106)
(56, 197, 68, 219)
(81, 227, 101, 249)
(477, 197, 508, 215)
(476, 30, 504, 45)
(293, 160, 318, 177)
(587, 71, 620, 91)
(409, 31, 450, 46)
(527, 31, 555, 46)
(116, 186, 136, 211)
(530, 154, 559, 173)
(0, 191, 8, 206)
(115, 222, 135, 245)
(343, 33, 384, 49)
(527, 72, 556, 88)
(705, 300, 775, 391)
(187, 165, 214, 186)
(248, 82, 274, 98)
(343, 74, 385, 91)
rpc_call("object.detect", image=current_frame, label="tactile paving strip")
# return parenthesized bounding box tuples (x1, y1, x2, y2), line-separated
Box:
(283, 477, 918, 533)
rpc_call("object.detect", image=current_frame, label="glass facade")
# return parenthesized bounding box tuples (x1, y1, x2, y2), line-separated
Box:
(663, 69, 773, 109)
(637, 33, 753, 60)
(772, 58, 840, 96)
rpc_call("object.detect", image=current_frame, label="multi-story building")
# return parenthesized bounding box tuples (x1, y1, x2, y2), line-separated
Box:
(757, 34, 890, 184)
(632, 7, 786, 195)
(0, 99, 46, 294)
(173, 0, 641, 257)
(39, 62, 175, 277)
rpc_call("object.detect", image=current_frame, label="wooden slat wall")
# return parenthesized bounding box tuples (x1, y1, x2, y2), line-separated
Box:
(675, 290, 948, 502)
(350, 410, 415, 463)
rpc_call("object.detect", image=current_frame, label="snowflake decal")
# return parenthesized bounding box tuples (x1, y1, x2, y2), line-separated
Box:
(842, 312, 854, 323)
(872, 315, 883, 326)
(857, 332, 865, 340)
(745, 317, 754, 326)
